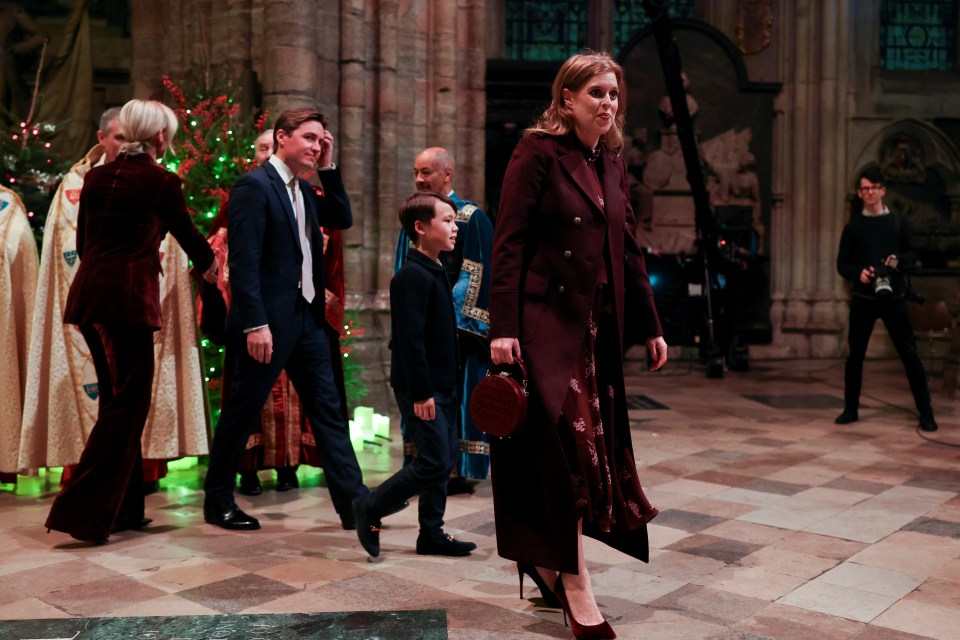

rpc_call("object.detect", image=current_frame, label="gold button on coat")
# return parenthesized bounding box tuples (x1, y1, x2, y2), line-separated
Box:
(558, 285, 566, 293)
(573, 217, 582, 225)
(563, 250, 572, 258)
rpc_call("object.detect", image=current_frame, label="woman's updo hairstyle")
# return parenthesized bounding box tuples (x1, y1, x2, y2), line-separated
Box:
(118, 99, 178, 157)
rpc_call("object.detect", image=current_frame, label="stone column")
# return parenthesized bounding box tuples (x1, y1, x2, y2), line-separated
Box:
(456, 0, 487, 202)
(130, 0, 166, 97)
(770, 0, 849, 357)
(262, 0, 319, 112)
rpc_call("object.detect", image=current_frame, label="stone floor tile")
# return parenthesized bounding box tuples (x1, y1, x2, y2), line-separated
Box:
(902, 577, 960, 609)
(772, 531, 868, 561)
(928, 557, 960, 582)
(739, 478, 810, 496)
(104, 593, 221, 617)
(815, 562, 923, 598)
(129, 556, 250, 594)
(777, 580, 899, 623)
(40, 574, 169, 617)
(0, 597, 73, 620)
(665, 534, 764, 564)
(848, 626, 939, 640)
(722, 602, 865, 640)
(900, 516, 960, 539)
(649, 583, 768, 626)
(176, 573, 301, 614)
(738, 546, 839, 580)
(711, 488, 790, 508)
(822, 476, 893, 495)
(872, 598, 960, 639)
(693, 565, 807, 601)
(738, 502, 845, 532)
(698, 519, 791, 547)
(651, 508, 728, 533)
(848, 531, 960, 577)
(803, 507, 916, 543)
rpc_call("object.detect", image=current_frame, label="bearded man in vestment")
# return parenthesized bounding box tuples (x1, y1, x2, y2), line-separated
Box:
(18, 108, 209, 480)
(0, 185, 38, 483)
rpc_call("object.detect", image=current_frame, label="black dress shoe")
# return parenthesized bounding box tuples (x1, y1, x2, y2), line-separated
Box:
(446, 476, 476, 495)
(920, 414, 939, 432)
(352, 494, 380, 557)
(204, 501, 260, 530)
(340, 509, 357, 530)
(835, 410, 859, 425)
(237, 470, 263, 496)
(112, 517, 153, 533)
(274, 467, 299, 492)
(416, 532, 477, 556)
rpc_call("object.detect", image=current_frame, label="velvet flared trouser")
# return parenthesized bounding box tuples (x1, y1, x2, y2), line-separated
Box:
(45, 324, 155, 540)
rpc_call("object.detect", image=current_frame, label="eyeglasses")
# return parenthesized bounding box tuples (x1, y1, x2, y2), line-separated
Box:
(858, 185, 884, 192)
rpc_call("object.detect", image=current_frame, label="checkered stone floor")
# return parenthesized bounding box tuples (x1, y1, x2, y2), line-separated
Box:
(1, 358, 957, 639)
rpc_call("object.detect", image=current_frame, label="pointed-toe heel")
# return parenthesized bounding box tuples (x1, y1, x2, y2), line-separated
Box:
(517, 563, 562, 608)
(553, 575, 616, 639)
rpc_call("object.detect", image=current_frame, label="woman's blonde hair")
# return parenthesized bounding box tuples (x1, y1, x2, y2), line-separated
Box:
(526, 51, 627, 151)
(118, 99, 178, 157)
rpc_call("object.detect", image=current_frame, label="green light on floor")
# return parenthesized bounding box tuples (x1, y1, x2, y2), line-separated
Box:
(167, 457, 198, 471)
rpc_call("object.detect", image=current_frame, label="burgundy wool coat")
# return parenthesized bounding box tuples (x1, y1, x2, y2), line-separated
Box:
(64, 153, 214, 329)
(489, 132, 663, 573)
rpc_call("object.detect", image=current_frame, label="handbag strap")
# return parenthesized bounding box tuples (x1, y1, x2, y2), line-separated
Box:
(489, 357, 528, 391)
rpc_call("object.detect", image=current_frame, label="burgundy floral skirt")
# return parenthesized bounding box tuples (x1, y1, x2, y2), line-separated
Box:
(556, 289, 659, 532)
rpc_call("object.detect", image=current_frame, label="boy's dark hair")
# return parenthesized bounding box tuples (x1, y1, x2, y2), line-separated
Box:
(857, 166, 884, 187)
(273, 108, 327, 149)
(398, 191, 457, 245)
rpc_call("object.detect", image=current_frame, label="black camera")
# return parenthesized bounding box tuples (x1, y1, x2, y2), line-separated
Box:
(873, 263, 894, 297)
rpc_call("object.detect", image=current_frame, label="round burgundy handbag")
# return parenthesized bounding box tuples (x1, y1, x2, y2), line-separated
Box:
(469, 358, 528, 438)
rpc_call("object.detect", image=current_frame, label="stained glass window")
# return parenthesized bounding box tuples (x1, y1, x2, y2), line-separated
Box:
(613, 0, 696, 53)
(504, 0, 589, 60)
(880, 0, 958, 70)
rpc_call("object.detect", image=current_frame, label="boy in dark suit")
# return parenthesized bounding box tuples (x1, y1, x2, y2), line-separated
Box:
(352, 192, 477, 559)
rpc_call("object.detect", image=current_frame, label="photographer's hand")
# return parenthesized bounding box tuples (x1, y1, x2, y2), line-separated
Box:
(859, 267, 875, 284)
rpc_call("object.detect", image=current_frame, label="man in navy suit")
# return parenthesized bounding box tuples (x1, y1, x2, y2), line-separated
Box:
(203, 108, 368, 530)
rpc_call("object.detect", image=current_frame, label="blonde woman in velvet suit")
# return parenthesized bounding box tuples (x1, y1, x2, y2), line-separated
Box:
(46, 100, 216, 544)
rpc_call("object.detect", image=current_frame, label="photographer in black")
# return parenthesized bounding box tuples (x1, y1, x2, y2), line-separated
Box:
(835, 167, 938, 432)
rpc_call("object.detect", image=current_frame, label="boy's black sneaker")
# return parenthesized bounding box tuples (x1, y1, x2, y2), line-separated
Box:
(416, 532, 476, 556)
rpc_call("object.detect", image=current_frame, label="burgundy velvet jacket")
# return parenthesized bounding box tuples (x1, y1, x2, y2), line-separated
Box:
(489, 132, 663, 573)
(64, 153, 214, 329)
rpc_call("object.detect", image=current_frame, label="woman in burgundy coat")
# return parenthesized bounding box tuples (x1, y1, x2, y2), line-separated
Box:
(489, 53, 668, 639)
(45, 100, 216, 544)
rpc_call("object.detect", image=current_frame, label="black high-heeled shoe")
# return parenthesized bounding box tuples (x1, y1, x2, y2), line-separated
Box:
(517, 563, 562, 608)
(553, 575, 616, 640)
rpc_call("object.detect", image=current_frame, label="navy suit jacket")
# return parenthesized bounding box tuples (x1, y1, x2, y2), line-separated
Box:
(225, 161, 352, 341)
